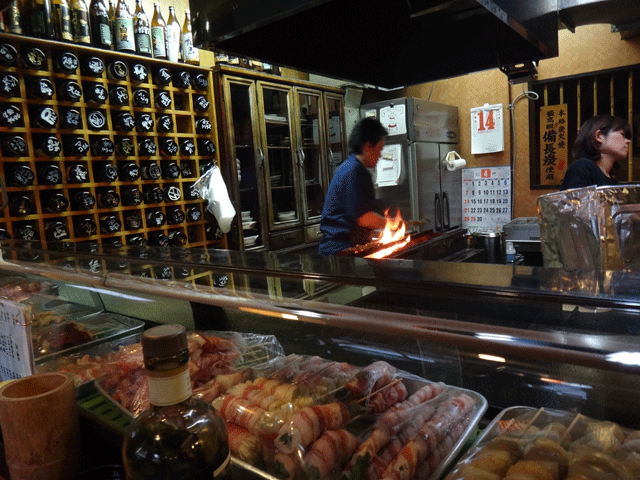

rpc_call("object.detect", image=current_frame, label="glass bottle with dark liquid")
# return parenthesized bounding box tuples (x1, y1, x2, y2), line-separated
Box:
(122, 324, 231, 480)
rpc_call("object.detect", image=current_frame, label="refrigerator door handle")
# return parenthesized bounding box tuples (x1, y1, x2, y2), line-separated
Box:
(442, 191, 450, 230)
(434, 193, 442, 231)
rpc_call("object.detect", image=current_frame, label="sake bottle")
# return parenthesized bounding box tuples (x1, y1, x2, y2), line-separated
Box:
(133, 0, 151, 57)
(30, 0, 54, 39)
(164, 5, 180, 63)
(150, 2, 166, 59)
(113, 0, 134, 53)
(70, 0, 91, 45)
(89, 0, 112, 49)
(181, 9, 198, 64)
(52, 0, 72, 40)
(108, 0, 116, 40)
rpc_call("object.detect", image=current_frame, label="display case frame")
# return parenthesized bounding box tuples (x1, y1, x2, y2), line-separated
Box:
(1, 239, 640, 430)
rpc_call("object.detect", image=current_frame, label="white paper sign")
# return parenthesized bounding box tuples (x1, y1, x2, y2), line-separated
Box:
(379, 104, 407, 136)
(470, 103, 504, 154)
(462, 166, 511, 233)
(0, 300, 34, 380)
(376, 144, 402, 187)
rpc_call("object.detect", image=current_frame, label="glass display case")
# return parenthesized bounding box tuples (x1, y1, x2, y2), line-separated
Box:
(213, 65, 347, 253)
(1, 239, 640, 433)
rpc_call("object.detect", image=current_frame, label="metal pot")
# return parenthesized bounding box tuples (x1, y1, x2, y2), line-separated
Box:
(472, 232, 505, 264)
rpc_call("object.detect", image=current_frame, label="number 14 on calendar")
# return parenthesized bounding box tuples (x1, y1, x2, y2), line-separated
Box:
(470, 103, 504, 154)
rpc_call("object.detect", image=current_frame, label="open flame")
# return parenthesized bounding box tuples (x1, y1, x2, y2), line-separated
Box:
(365, 209, 411, 259)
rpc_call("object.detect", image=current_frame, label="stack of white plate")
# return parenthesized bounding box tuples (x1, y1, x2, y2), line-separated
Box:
(243, 235, 259, 247)
(276, 211, 296, 221)
(241, 211, 256, 230)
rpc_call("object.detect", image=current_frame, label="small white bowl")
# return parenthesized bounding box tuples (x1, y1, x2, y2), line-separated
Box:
(244, 235, 259, 247)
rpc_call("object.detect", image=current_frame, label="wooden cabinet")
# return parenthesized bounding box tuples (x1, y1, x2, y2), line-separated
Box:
(214, 66, 346, 252)
(0, 34, 227, 262)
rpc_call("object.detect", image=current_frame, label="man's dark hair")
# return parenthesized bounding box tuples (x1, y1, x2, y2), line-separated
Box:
(572, 114, 632, 161)
(348, 117, 388, 154)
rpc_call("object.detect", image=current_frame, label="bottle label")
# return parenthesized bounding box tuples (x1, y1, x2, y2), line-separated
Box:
(151, 26, 166, 57)
(114, 17, 135, 51)
(100, 23, 113, 45)
(147, 367, 191, 406)
(1, 75, 19, 96)
(181, 32, 197, 62)
(56, 5, 73, 41)
(87, 110, 106, 129)
(164, 24, 180, 62)
(31, 9, 47, 36)
(2, 106, 22, 127)
(86, 58, 105, 76)
(71, 9, 91, 43)
(135, 32, 152, 55)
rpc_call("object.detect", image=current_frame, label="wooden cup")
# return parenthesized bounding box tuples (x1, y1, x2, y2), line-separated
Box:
(0, 373, 79, 480)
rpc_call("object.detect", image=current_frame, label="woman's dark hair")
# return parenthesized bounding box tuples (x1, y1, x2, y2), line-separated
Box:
(348, 117, 388, 154)
(572, 114, 632, 161)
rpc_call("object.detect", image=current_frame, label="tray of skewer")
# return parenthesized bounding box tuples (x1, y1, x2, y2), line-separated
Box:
(443, 405, 640, 480)
(93, 352, 487, 480)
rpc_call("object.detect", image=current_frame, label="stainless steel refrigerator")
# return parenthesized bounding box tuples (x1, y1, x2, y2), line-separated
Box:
(360, 97, 461, 232)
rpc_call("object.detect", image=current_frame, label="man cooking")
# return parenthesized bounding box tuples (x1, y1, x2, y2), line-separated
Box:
(318, 118, 388, 256)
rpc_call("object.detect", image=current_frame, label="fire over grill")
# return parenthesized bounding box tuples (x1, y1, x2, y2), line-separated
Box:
(338, 228, 469, 261)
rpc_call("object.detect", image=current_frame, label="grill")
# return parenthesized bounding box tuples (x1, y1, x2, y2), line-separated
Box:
(338, 227, 478, 261)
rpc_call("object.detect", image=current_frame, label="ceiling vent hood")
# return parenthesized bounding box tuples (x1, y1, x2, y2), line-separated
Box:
(190, 0, 559, 89)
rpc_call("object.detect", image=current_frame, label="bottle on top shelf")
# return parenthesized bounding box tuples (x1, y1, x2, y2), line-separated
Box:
(113, 0, 134, 53)
(164, 6, 180, 63)
(89, 0, 113, 49)
(20, 45, 46, 70)
(29, 0, 55, 39)
(52, 0, 73, 41)
(70, 0, 91, 45)
(108, 0, 116, 38)
(122, 324, 231, 480)
(133, 0, 152, 56)
(181, 9, 198, 64)
(5, 0, 23, 35)
(194, 73, 208, 91)
(150, 2, 166, 59)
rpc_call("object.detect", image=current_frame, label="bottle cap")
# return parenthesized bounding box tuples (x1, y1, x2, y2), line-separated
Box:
(142, 324, 187, 361)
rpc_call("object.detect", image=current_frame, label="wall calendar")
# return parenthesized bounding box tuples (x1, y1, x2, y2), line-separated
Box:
(462, 166, 512, 233)
(470, 103, 504, 154)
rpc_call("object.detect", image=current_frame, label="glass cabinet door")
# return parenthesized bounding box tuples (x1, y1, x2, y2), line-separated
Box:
(296, 89, 324, 223)
(324, 93, 347, 180)
(223, 77, 265, 250)
(257, 82, 300, 228)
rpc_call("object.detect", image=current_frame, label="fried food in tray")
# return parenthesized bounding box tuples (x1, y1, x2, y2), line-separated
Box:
(95, 352, 486, 480)
(445, 406, 640, 480)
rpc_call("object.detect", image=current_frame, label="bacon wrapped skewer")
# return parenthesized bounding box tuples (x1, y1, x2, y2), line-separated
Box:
(275, 401, 351, 454)
(345, 361, 397, 400)
(304, 429, 361, 480)
(380, 394, 475, 480)
(227, 422, 263, 465)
